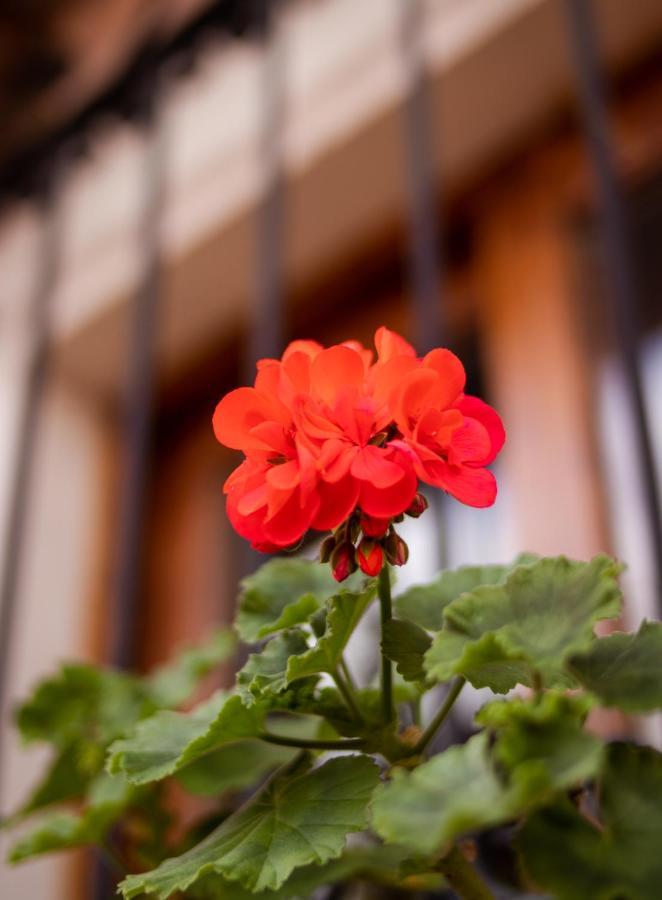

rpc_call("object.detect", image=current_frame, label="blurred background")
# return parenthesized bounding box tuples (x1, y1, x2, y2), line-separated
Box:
(0, 0, 661, 897)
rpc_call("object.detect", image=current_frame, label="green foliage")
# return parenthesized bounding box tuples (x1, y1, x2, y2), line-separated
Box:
(567, 620, 662, 712)
(147, 630, 236, 707)
(381, 619, 432, 682)
(8, 550, 662, 900)
(394, 554, 538, 631)
(107, 691, 266, 785)
(237, 630, 311, 705)
(518, 743, 662, 900)
(120, 755, 380, 897)
(285, 587, 375, 682)
(235, 558, 362, 642)
(9, 773, 133, 862)
(424, 555, 622, 691)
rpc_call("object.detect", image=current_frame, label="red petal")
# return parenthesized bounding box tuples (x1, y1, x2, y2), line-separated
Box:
(213, 388, 280, 451)
(262, 488, 320, 546)
(266, 459, 300, 491)
(282, 339, 323, 361)
(359, 454, 417, 518)
(447, 418, 491, 466)
(374, 326, 416, 362)
(422, 349, 466, 407)
(312, 475, 360, 531)
(351, 445, 406, 488)
(455, 395, 505, 465)
(311, 345, 366, 407)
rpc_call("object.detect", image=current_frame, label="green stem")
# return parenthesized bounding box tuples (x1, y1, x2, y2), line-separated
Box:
(413, 677, 465, 755)
(259, 732, 365, 751)
(332, 669, 363, 723)
(339, 655, 357, 692)
(378, 565, 395, 725)
(437, 844, 495, 900)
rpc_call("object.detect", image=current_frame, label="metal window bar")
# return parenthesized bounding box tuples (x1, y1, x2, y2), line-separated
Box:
(399, 0, 446, 355)
(0, 180, 60, 816)
(106, 84, 166, 671)
(564, 0, 662, 610)
(399, 0, 449, 576)
(248, 0, 286, 371)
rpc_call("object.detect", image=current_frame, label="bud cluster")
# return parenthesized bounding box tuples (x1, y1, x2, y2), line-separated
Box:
(320, 493, 428, 581)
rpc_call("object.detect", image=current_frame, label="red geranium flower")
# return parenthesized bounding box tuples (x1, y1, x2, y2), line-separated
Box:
(213, 327, 504, 560)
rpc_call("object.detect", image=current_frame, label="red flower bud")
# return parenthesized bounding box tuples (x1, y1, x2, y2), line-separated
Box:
(331, 542, 357, 582)
(385, 532, 409, 567)
(319, 534, 337, 563)
(406, 492, 429, 518)
(359, 514, 390, 538)
(357, 539, 384, 577)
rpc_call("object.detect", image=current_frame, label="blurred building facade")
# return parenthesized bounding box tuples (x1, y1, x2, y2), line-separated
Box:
(1, 0, 662, 897)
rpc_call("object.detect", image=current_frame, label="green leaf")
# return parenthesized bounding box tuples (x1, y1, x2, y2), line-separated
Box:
(176, 740, 297, 796)
(16, 742, 99, 818)
(476, 692, 603, 794)
(16, 664, 148, 748)
(424, 555, 622, 692)
(119, 755, 380, 897)
(518, 742, 662, 900)
(567, 620, 662, 713)
(147, 630, 237, 707)
(286, 587, 376, 683)
(235, 559, 361, 642)
(188, 845, 436, 899)
(8, 773, 132, 863)
(189, 845, 440, 899)
(372, 732, 521, 855)
(394, 555, 538, 631)
(374, 693, 604, 857)
(237, 630, 311, 705)
(382, 619, 432, 682)
(107, 691, 265, 786)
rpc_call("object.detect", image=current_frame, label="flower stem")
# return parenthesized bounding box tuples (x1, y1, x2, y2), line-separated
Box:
(339, 655, 357, 692)
(332, 668, 363, 723)
(259, 732, 364, 751)
(378, 565, 395, 725)
(437, 844, 495, 900)
(413, 677, 465, 755)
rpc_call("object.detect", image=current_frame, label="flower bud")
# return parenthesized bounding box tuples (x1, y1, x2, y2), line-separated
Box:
(356, 539, 384, 577)
(319, 534, 337, 563)
(385, 532, 409, 567)
(359, 514, 390, 538)
(406, 492, 429, 518)
(331, 542, 357, 582)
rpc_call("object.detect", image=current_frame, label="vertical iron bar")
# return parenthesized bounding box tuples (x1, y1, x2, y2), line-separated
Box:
(92, 79, 166, 900)
(108, 96, 165, 669)
(248, 0, 286, 370)
(399, 0, 449, 572)
(399, 0, 446, 354)
(239, 0, 286, 576)
(0, 184, 59, 815)
(564, 0, 662, 607)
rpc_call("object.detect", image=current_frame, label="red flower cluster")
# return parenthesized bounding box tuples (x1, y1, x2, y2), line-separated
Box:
(213, 327, 504, 565)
